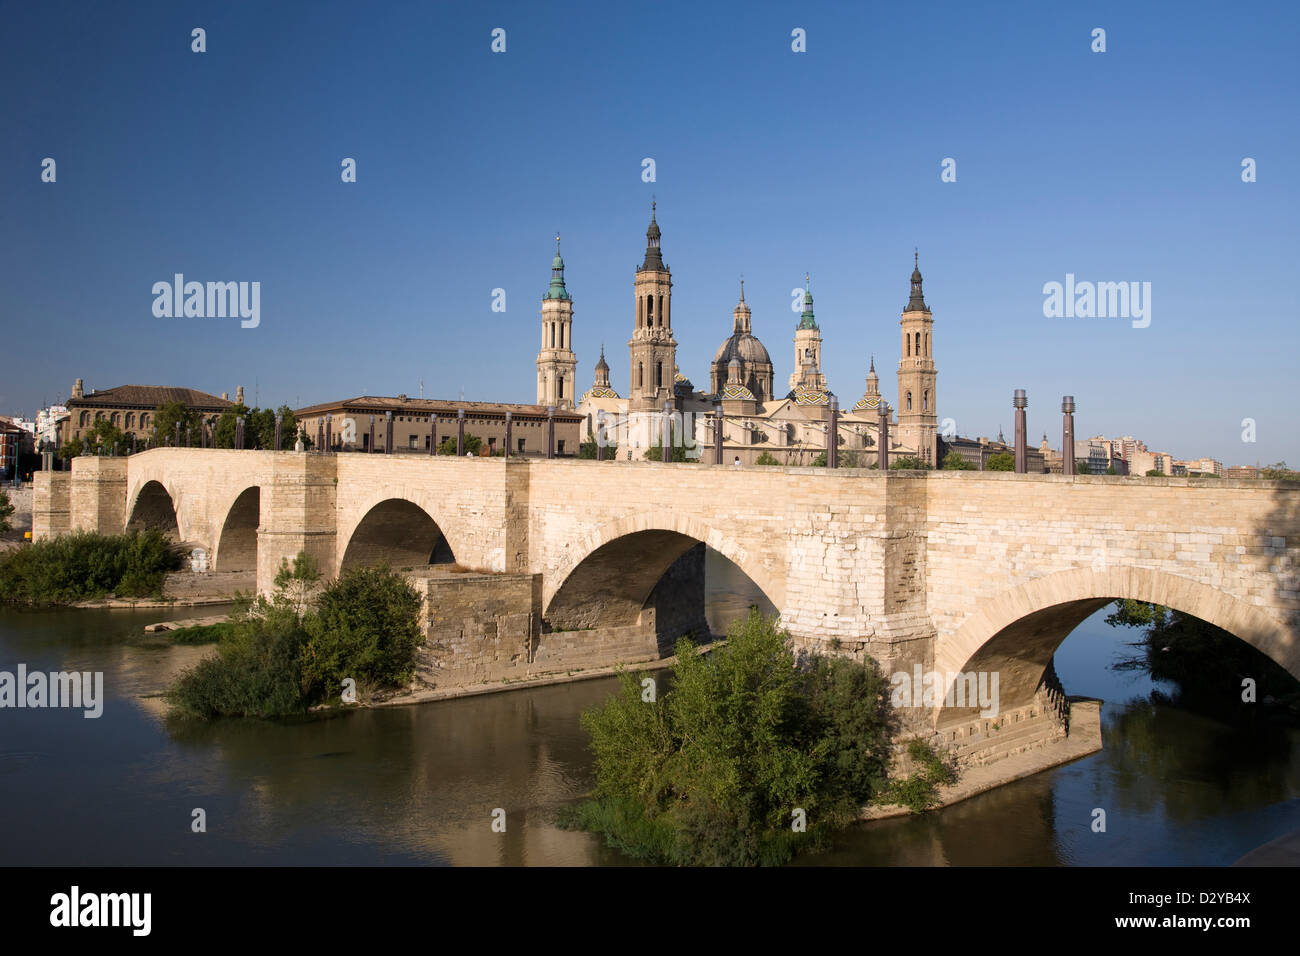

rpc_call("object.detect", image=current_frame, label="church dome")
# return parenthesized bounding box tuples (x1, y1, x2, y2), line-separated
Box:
(712, 332, 772, 367)
(721, 381, 756, 401)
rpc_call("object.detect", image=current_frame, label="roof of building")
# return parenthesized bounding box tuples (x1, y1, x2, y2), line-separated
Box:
(720, 382, 757, 402)
(582, 385, 621, 401)
(68, 385, 234, 409)
(712, 331, 772, 367)
(790, 385, 831, 407)
(293, 396, 584, 420)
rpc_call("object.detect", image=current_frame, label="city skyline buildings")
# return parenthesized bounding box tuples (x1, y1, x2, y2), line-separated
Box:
(3, 1, 1296, 466)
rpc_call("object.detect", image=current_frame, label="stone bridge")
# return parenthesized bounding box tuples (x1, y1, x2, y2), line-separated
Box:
(33, 450, 1300, 740)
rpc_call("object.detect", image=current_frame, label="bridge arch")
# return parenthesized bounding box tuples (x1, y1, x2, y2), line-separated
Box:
(544, 512, 783, 632)
(214, 487, 260, 571)
(932, 566, 1299, 724)
(126, 479, 182, 540)
(338, 498, 458, 573)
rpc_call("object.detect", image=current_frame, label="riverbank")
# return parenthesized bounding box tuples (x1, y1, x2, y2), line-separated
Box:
(370, 639, 723, 707)
(861, 699, 1104, 820)
(1233, 826, 1300, 865)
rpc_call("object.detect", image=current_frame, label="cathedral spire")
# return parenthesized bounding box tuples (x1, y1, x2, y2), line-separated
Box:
(640, 199, 665, 271)
(906, 250, 927, 312)
(798, 273, 817, 330)
(546, 232, 569, 300)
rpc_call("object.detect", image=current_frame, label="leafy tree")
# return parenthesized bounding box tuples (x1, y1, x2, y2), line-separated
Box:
(1076, 461, 1091, 475)
(1105, 463, 1118, 475)
(985, 451, 1014, 471)
(1146, 469, 1164, 477)
(890, 455, 933, 470)
(274, 551, 322, 617)
(579, 437, 619, 459)
(754, 451, 780, 466)
(644, 439, 691, 462)
(438, 432, 483, 455)
(0, 490, 13, 532)
(942, 451, 975, 470)
(1108, 599, 1300, 720)
(1259, 462, 1300, 480)
(302, 564, 424, 698)
(153, 400, 204, 447)
(59, 419, 127, 457)
(566, 611, 898, 866)
(811, 451, 828, 467)
(58, 437, 84, 460)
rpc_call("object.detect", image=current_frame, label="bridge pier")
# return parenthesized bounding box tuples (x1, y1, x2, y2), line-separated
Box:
(256, 452, 338, 595)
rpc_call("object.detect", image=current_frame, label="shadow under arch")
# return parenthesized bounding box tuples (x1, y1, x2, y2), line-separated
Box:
(544, 523, 781, 656)
(932, 566, 1299, 727)
(339, 498, 457, 572)
(127, 480, 181, 540)
(215, 487, 260, 571)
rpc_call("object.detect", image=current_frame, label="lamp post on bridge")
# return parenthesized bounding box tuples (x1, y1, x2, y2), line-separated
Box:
(368, 415, 376, 454)
(596, 409, 606, 462)
(546, 406, 555, 459)
(877, 402, 891, 470)
(660, 401, 672, 465)
(1061, 396, 1076, 476)
(713, 407, 724, 465)
(457, 409, 465, 456)
(504, 411, 511, 459)
(429, 413, 438, 456)
(274, 412, 282, 451)
(324, 414, 331, 455)
(828, 396, 839, 469)
(1013, 389, 1028, 474)
(385, 410, 394, 455)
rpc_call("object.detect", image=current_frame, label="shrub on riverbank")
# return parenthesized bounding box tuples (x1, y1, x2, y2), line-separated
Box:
(0, 529, 182, 604)
(560, 610, 899, 866)
(165, 621, 235, 645)
(165, 558, 423, 719)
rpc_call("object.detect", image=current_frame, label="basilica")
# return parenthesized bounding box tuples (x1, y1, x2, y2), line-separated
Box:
(538, 204, 939, 466)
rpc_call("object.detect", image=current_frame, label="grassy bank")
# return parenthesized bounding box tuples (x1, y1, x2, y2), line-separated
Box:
(0, 529, 182, 605)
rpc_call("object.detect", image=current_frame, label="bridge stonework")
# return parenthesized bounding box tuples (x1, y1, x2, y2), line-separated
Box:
(33, 451, 1300, 736)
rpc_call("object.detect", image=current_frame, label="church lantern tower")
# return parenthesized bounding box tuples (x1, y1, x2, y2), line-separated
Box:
(537, 234, 578, 408)
(897, 251, 938, 463)
(788, 274, 826, 393)
(628, 201, 677, 412)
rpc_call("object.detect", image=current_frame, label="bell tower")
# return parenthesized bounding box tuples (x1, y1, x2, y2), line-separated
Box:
(897, 251, 937, 463)
(537, 233, 577, 408)
(788, 274, 826, 392)
(628, 201, 676, 412)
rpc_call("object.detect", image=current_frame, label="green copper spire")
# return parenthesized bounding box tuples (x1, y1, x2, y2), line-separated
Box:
(798, 272, 818, 330)
(545, 232, 570, 300)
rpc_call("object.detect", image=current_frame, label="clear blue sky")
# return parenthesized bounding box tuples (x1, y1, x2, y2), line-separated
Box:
(2, 0, 1296, 465)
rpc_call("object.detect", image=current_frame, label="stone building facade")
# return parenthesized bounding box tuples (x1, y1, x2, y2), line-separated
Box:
(61, 380, 235, 446)
(293, 395, 583, 457)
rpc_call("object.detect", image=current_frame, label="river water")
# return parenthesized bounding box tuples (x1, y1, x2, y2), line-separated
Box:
(1, 552, 1297, 866)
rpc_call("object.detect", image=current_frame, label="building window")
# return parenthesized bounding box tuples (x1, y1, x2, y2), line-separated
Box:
(557, 373, 564, 398)
(409, 435, 418, 449)
(923, 390, 929, 411)
(125, 413, 134, 429)
(517, 437, 526, 453)
(557, 440, 565, 454)
(906, 391, 913, 411)
(363, 433, 370, 451)
(915, 332, 921, 356)
(906, 334, 911, 357)
(637, 363, 643, 388)
(658, 295, 664, 326)
(79, 411, 89, 426)
(647, 295, 654, 320)
(140, 414, 150, 429)
(925, 333, 929, 356)
(488, 436, 496, 451)
(655, 362, 662, 388)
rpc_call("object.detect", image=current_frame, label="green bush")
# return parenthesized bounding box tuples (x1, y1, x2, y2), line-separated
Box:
(942, 451, 975, 470)
(563, 610, 896, 865)
(166, 559, 424, 720)
(0, 529, 182, 604)
(0, 490, 13, 531)
(985, 451, 1015, 471)
(890, 455, 933, 470)
(754, 451, 780, 466)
